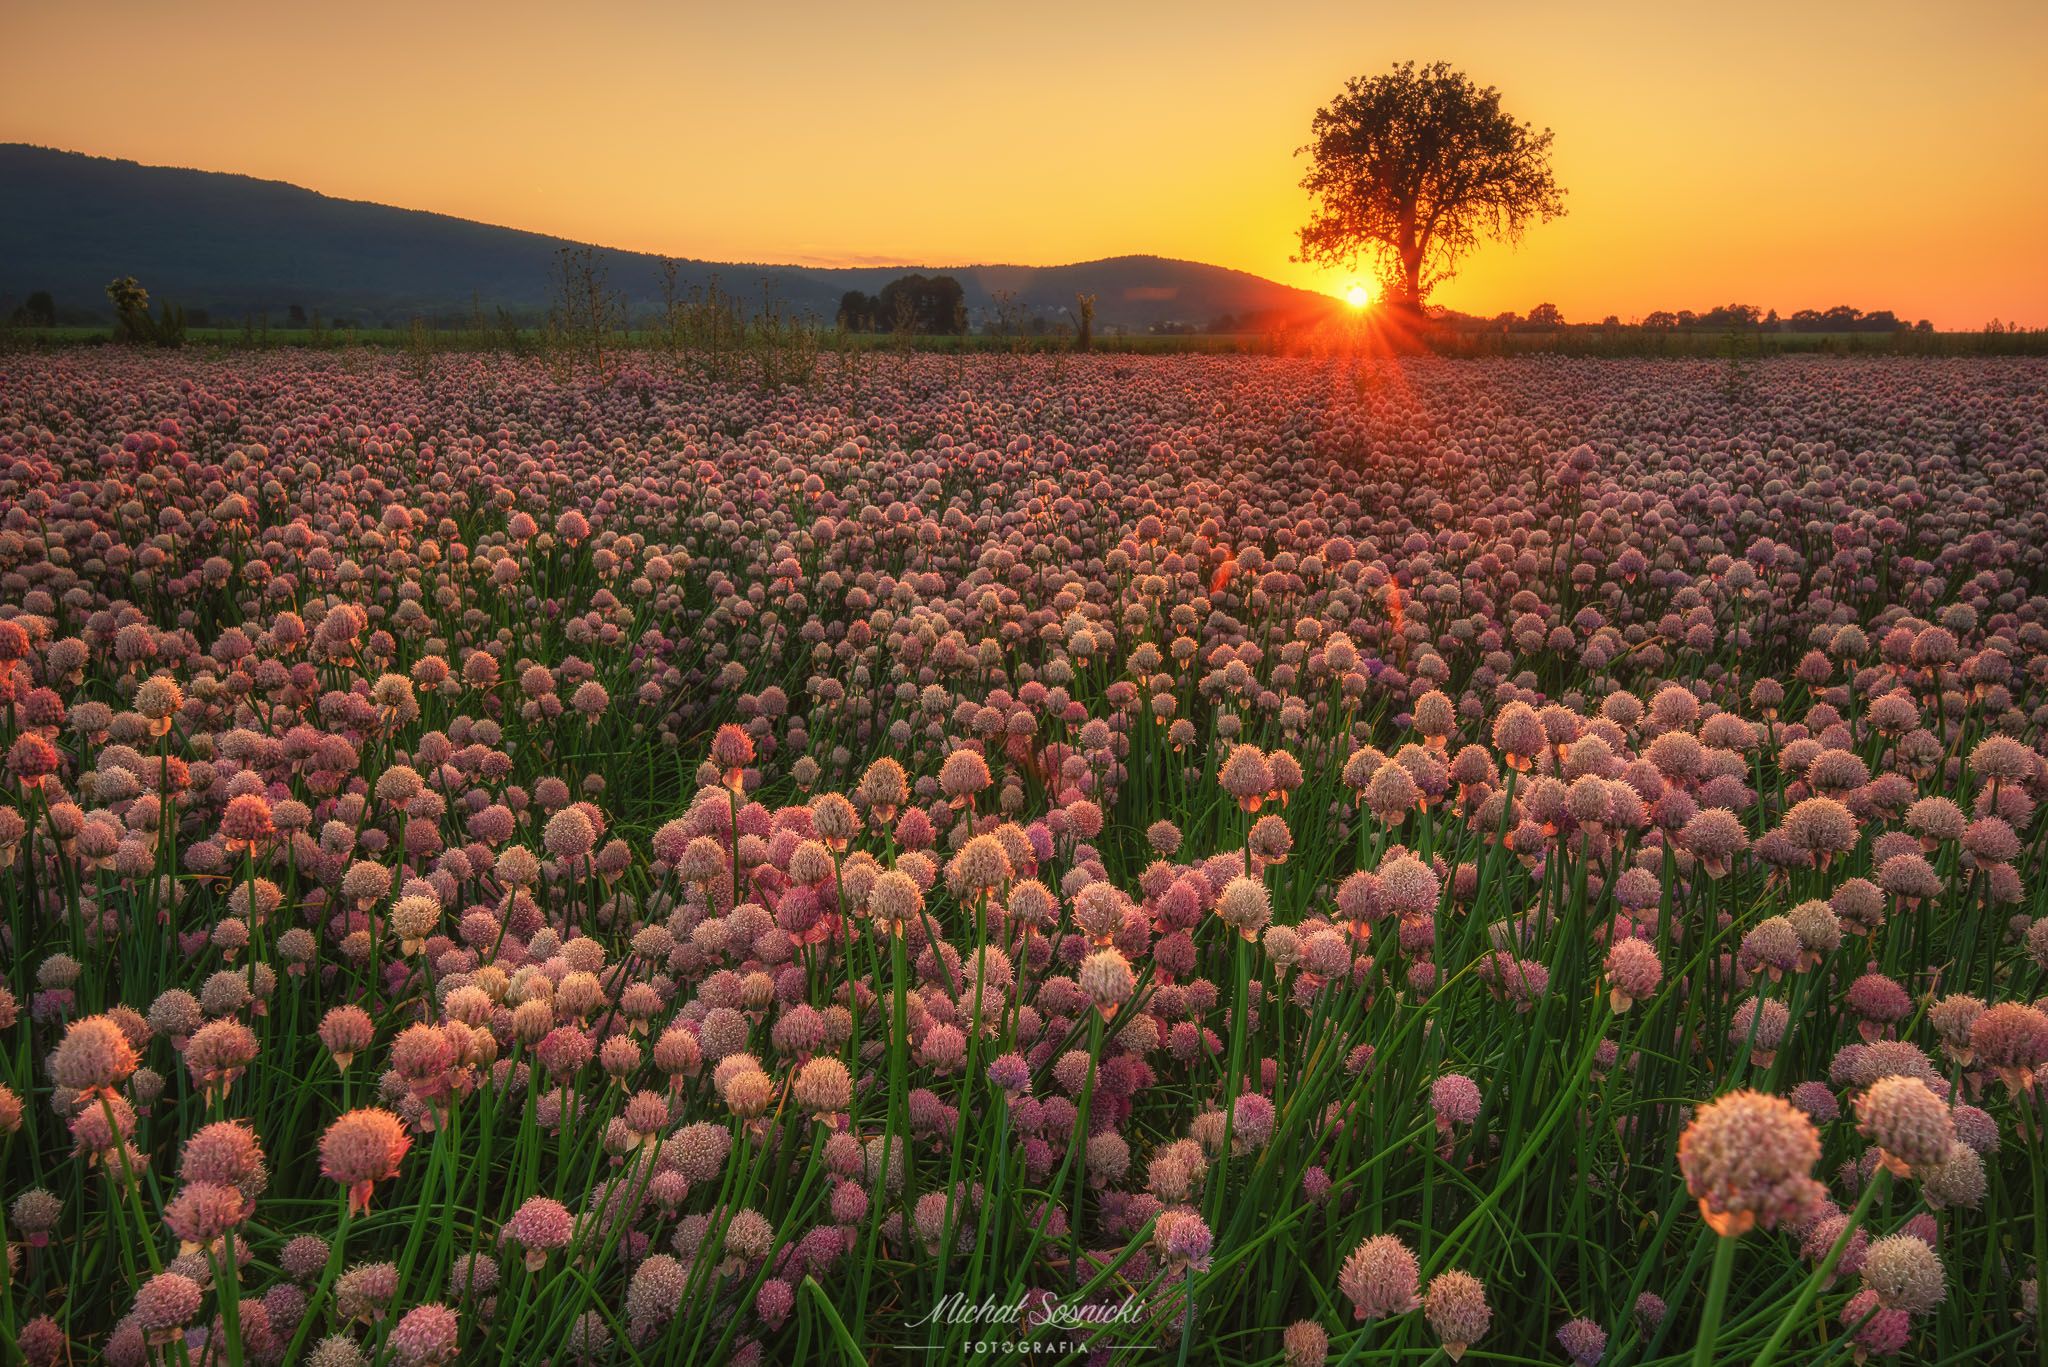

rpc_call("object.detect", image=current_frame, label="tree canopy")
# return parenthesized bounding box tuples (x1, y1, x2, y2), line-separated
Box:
(1297, 61, 1565, 315)
(838, 275, 966, 335)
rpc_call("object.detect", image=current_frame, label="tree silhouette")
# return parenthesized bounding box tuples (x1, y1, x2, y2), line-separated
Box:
(12, 291, 56, 327)
(1297, 61, 1564, 317)
(874, 274, 966, 335)
(837, 290, 880, 332)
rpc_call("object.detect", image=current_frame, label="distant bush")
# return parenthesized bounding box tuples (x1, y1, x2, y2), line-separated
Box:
(837, 274, 967, 335)
(105, 276, 185, 347)
(8, 291, 56, 328)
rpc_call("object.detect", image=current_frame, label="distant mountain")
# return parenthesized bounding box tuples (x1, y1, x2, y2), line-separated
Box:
(0, 144, 1338, 331)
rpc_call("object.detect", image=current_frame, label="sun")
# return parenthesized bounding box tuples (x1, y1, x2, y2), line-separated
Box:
(1344, 283, 1373, 309)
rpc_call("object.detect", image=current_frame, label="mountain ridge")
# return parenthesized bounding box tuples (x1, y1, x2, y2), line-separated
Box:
(0, 144, 1337, 330)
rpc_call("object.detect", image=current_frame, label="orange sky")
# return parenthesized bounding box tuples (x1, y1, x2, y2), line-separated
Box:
(4, 1, 2045, 327)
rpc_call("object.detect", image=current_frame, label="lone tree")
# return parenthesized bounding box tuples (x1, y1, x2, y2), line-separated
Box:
(1297, 61, 1564, 319)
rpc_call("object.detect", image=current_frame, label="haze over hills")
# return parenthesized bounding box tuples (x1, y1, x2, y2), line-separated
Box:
(0, 144, 1339, 331)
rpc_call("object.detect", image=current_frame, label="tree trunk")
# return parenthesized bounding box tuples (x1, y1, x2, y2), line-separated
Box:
(1392, 247, 1427, 332)
(1392, 202, 1427, 323)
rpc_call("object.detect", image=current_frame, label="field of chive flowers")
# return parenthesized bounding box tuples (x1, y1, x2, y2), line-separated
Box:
(1, 351, 2047, 1367)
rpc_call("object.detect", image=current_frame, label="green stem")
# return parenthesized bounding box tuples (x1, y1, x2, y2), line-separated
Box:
(1751, 1168, 1890, 1367)
(1693, 1232, 1738, 1367)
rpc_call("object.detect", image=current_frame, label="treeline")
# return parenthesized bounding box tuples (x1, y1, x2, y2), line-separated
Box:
(1439, 302, 1952, 333)
(11, 266, 2043, 359)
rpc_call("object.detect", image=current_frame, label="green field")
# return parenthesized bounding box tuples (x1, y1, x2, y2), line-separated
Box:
(7, 323, 2045, 357)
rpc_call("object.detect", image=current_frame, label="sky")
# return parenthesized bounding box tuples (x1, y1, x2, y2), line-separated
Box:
(3, 0, 2045, 327)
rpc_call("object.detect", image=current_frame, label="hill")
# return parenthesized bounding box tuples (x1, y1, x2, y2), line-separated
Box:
(0, 144, 1337, 331)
